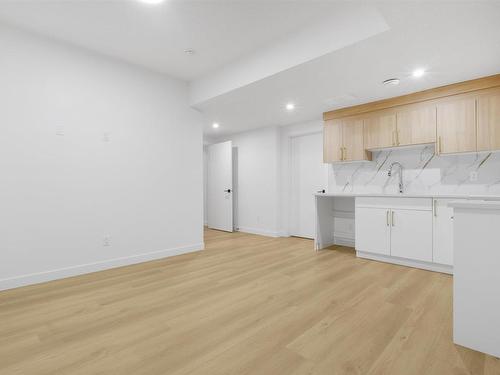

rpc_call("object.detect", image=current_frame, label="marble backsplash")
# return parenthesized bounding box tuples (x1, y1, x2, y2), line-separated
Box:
(328, 145, 500, 196)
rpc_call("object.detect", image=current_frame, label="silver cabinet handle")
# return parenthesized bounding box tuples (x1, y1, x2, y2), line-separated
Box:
(392, 211, 395, 226)
(433, 199, 437, 217)
(386, 210, 390, 226)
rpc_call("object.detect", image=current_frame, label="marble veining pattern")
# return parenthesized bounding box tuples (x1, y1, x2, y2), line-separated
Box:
(328, 146, 500, 195)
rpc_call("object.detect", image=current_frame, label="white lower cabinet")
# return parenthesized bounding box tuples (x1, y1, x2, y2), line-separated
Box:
(355, 207, 390, 255)
(390, 209, 432, 262)
(355, 197, 440, 270)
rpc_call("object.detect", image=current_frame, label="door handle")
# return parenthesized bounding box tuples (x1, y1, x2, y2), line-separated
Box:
(224, 189, 231, 193)
(317, 189, 326, 193)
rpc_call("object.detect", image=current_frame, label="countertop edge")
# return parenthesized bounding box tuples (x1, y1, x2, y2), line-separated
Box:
(449, 200, 500, 209)
(314, 193, 500, 200)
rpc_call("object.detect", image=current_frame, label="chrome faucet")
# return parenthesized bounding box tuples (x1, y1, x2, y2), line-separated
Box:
(388, 162, 404, 194)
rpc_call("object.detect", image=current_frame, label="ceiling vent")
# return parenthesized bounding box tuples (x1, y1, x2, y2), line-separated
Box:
(382, 78, 400, 86)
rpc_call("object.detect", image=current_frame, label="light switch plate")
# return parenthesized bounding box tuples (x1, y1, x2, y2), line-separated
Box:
(470, 171, 478, 182)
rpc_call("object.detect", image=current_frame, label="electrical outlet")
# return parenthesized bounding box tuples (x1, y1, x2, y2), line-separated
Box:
(103, 132, 110, 142)
(56, 126, 65, 136)
(470, 171, 478, 182)
(103, 236, 111, 247)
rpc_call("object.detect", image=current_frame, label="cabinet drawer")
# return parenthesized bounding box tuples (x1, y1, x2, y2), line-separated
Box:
(355, 197, 432, 210)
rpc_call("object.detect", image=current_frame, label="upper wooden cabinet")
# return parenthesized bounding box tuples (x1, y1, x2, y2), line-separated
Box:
(436, 96, 476, 155)
(363, 106, 436, 150)
(323, 117, 371, 163)
(363, 112, 396, 149)
(343, 118, 367, 161)
(396, 104, 436, 146)
(477, 89, 500, 152)
(323, 119, 343, 162)
(323, 74, 500, 161)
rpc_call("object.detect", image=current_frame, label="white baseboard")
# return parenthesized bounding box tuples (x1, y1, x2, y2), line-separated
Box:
(0, 242, 205, 291)
(316, 237, 355, 249)
(237, 226, 280, 238)
(277, 231, 291, 238)
(334, 236, 355, 247)
(356, 251, 453, 275)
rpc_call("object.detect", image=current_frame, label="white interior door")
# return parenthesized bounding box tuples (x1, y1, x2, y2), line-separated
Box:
(207, 141, 233, 232)
(290, 132, 328, 238)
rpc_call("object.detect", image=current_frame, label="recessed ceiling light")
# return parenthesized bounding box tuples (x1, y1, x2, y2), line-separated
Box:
(382, 78, 400, 86)
(138, 0, 165, 4)
(212, 123, 220, 129)
(286, 103, 295, 110)
(412, 68, 426, 78)
(184, 49, 195, 55)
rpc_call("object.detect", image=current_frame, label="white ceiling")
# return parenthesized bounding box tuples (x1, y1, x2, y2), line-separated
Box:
(199, 1, 500, 136)
(0, 0, 342, 81)
(0, 1, 499, 137)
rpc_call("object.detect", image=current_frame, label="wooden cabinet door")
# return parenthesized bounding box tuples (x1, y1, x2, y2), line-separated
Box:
(342, 117, 367, 161)
(323, 119, 343, 162)
(396, 105, 436, 146)
(363, 112, 397, 149)
(390, 209, 432, 262)
(436, 97, 476, 154)
(355, 207, 391, 255)
(477, 90, 500, 151)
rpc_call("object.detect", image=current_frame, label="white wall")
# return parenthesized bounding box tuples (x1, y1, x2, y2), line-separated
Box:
(209, 127, 281, 237)
(0, 25, 204, 290)
(205, 121, 323, 237)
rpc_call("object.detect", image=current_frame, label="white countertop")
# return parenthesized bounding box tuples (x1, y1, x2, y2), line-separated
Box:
(315, 192, 500, 200)
(449, 200, 500, 209)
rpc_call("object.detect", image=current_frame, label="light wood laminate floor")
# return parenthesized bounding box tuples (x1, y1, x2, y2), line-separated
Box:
(1, 229, 499, 375)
